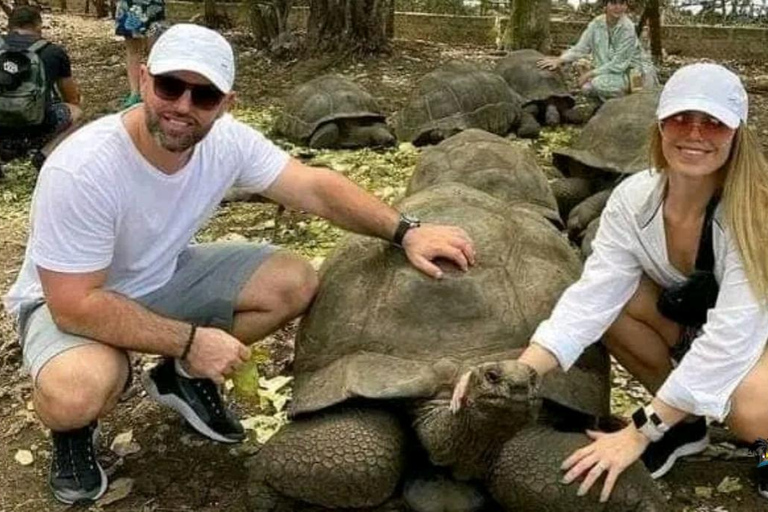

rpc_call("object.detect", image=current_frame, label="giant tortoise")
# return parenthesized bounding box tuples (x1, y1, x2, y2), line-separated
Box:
(276, 74, 395, 149)
(407, 129, 561, 226)
(494, 49, 579, 128)
(392, 61, 540, 146)
(549, 90, 660, 253)
(247, 134, 666, 511)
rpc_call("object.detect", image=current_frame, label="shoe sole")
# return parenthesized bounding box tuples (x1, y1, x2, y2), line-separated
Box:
(649, 434, 710, 479)
(50, 426, 108, 505)
(141, 370, 241, 444)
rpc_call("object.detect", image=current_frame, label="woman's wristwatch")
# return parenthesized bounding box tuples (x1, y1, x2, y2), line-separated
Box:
(632, 404, 670, 442)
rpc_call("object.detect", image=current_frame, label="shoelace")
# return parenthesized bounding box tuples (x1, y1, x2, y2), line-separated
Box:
(191, 379, 225, 418)
(53, 426, 97, 482)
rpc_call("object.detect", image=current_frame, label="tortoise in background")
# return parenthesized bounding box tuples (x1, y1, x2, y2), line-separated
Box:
(494, 49, 579, 128)
(549, 90, 660, 250)
(276, 74, 395, 149)
(392, 61, 540, 146)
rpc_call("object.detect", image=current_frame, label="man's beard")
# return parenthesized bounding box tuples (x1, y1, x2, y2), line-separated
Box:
(145, 106, 214, 153)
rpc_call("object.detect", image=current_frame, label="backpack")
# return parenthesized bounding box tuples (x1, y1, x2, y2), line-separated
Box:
(0, 37, 49, 128)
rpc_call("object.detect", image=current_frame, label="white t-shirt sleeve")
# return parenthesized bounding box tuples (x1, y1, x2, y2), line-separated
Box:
(230, 120, 290, 191)
(30, 166, 117, 273)
(657, 234, 768, 421)
(532, 184, 644, 370)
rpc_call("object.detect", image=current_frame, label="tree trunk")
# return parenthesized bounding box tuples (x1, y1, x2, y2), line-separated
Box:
(94, 0, 108, 17)
(248, 0, 293, 51)
(503, 0, 551, 53)
(59, 0, 67, 11)
(204, 0, 217, 26)
(307, 0, 390, 54)
(647, 0, 662, 62)
(385, 0, 395, 39)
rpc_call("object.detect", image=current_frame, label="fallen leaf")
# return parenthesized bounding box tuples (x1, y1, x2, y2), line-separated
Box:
(14, 450, 33, 466)
(110, 430, 141, 457)
(97, 477, 134, 506)
(716, 475, 743, 494)
(694, 486, 713, 499)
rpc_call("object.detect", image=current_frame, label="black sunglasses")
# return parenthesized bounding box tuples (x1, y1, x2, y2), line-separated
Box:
(151, 74, 225, 110)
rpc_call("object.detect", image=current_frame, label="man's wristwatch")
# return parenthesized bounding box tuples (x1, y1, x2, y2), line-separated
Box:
(392, 213, 420, 248)
(632, 404, 670, 442)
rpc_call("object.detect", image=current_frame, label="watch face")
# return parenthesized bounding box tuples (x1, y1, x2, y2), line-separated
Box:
(401, 214, 420, 226)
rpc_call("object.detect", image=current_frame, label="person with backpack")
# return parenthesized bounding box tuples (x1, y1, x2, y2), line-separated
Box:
(0, 6, 82, 173)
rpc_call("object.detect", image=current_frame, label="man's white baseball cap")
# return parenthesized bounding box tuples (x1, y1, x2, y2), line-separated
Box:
(147, 23, 235, 94)
(656, 63, 748, 129)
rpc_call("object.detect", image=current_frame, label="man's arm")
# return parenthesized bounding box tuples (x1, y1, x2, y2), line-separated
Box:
(39, 267, 249, 383)
(261, 158, 475, 278)
(56, 77, 81, 106)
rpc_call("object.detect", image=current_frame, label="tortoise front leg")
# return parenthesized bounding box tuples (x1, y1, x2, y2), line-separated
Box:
(246, 407, 406, 511)
(487, 426, 667, 512)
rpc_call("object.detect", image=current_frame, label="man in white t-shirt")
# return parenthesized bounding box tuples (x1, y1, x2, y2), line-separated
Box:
(1, 24, 476, 504)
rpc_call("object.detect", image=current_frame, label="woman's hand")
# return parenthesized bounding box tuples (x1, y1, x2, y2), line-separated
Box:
(561, 425, 651, 502)
(537, 56, 563, 71)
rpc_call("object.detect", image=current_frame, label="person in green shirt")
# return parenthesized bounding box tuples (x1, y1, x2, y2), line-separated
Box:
(538, 0, 656, 103)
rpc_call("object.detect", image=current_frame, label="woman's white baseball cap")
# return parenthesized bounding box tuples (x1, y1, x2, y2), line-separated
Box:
(657, 63, 748, 129)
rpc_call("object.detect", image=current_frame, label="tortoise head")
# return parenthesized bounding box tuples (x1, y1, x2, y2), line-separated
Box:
(449, 360, 541, 419)
(410, 360, 542, 477)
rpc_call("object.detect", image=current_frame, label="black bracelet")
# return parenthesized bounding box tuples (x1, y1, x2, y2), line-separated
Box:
(180, 324, 197, 360)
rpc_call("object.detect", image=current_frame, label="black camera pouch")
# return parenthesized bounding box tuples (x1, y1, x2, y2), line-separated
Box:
(656, 196, 720, 327)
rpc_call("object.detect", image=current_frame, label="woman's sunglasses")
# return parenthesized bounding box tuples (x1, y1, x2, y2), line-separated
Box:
(151, 74, 225, 110)
(659, 111, 735, 146)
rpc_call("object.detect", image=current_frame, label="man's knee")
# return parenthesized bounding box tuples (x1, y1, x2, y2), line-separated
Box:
(34, 345, 128, 424)
(271, 255, 318, 314)
(240, 252, 319, 316)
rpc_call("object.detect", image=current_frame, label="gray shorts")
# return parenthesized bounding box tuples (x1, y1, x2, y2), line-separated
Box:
(19, 242, 276, 383)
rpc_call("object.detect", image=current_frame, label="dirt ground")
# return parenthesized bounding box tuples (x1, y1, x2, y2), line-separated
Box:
(2, 13, 768, 512)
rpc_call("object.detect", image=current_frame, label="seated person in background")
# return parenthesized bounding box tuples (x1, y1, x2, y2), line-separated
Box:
(537, 0, 657, 104)
(0, 6, 82, 173)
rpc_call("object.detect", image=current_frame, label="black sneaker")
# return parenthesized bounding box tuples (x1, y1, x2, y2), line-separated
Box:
(141, 358, 245, 443)
(641, 417, 709, 479)
(49, 421, 108, 504)
(749, 438, 768, 499)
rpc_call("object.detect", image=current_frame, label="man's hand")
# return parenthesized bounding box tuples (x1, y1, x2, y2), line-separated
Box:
(184, 327, 251, 384)
(401, 224, 475, 279)
(537, 56, 563, 71)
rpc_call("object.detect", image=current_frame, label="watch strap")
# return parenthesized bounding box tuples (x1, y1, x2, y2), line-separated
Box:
(392, 214, 420, 247)
(632, 404, 669, 442)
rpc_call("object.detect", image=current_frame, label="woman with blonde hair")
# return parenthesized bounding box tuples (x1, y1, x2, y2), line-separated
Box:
(518, 63, 768, 501)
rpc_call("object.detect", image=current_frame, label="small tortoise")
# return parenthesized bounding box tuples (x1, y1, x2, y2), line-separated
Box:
(392, 61, 540, 146)
(247, 134, 666, 512)
(276, 74, 395, 149)
(549, 90, 660, 252)
(494, 49, 579, 129)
